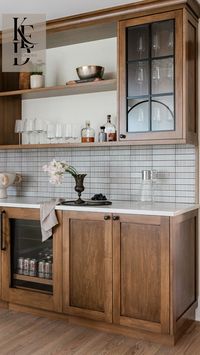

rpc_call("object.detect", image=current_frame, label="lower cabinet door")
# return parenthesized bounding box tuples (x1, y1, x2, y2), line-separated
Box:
(113, 214, 170, 334)
(63, 211, 112, 323)
(1, 208, 62, 313)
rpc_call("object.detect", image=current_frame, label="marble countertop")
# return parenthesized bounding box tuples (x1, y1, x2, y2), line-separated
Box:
(0, 196, 198, 216)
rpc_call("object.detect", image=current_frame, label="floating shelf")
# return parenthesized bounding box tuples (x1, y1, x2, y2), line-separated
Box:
(14, 273, 53, 286)
(0, 79, 117, 100)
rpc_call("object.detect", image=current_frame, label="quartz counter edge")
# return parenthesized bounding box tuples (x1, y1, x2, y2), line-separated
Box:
(0, 197, 198, 217)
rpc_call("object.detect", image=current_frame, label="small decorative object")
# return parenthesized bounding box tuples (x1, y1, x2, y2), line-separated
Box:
(30, 62, 44, 89)
(19, 72, 30, 89)
(43, 160, 86, 204)
(0, 173, 22, 199)
(30, 73, 44, 89)
(76, 65, 104, 80)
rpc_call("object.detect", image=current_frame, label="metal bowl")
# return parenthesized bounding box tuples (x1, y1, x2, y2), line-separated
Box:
(76, 65, 104, 80)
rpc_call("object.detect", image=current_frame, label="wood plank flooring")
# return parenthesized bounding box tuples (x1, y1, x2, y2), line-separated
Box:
(0, 309, 200, 354)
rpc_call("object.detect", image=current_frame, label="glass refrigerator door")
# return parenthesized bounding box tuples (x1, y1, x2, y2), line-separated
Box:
(10, 219, 53, 294)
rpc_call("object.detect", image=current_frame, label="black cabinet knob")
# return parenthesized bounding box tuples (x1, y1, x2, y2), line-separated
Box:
(113, 216, 119, 221)
(120, 134, 126, 139)
(104, 215, 111, 220)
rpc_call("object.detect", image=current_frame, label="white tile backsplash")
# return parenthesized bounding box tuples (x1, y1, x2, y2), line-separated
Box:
(0, 144, 197, 203)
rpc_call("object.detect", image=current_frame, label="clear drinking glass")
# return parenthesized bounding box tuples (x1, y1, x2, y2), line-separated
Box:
(14, 120, 23, 144)
(23, 119, 34, 144)
(63, 123, 72, 142)
(34, 118, 46, 144)
(55, 123, 63, 143)
(47, 123, 56, 144)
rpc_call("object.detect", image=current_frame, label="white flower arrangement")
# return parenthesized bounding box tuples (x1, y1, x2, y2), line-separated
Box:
(43, 159, 78, 185)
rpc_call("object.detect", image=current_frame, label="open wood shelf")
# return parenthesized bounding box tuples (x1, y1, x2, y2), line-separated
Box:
(0, 79, 117, 100)
(14, 273, 53, 286)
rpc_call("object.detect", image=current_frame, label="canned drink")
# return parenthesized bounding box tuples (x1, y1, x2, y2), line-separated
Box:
(17, 257, 24, 274)
(23, 258, 30, 276)
(29, 259, 37, 277)
(38, 260, 45, 278)
(44, 261, 52, 279)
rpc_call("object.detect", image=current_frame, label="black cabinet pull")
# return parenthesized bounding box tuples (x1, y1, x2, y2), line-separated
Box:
(120, 134, 126, 139)
(0, 210, 6, 251)
(104, 215, 110, 220)
(113, 215, 119, 221)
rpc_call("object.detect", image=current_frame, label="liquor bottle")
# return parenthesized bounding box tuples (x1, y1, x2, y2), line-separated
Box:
(98, 126, 107, 142)
(104, 115, 116, 141)
(81, 120, 95, 143)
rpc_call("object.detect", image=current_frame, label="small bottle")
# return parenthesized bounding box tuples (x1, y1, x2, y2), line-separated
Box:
(104, 115, 116, 141)
(81, 120, 95, 143)
(140, 170, 153, 202)
(98, 126, 107, 142)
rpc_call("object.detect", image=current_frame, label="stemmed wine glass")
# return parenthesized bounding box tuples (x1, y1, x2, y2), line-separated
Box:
(15, 120, 23, 145)
(137, 32, 145, 59)
(152, 32, 160, 57)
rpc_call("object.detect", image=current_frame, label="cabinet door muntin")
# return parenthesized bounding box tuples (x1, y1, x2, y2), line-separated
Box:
(126, 19, 175, 134)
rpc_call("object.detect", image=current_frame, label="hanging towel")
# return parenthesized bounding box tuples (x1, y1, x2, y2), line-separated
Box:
(40, 198, 61, 242)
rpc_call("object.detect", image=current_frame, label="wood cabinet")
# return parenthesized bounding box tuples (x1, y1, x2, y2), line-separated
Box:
(118, 7, 198, 144)
(0, 208, 63, 312)
(0, 207, 197, 344)
(0, 0, 199, 148)
(113, 214, 170, 334)
(62, 209, 198, 344)
(62, 211, 112, 322)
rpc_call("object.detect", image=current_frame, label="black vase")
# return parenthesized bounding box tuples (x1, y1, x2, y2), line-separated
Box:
(73, 174, 87, 204)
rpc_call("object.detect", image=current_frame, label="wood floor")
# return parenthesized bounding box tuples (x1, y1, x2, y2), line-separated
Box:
(0, 309, 200, 354)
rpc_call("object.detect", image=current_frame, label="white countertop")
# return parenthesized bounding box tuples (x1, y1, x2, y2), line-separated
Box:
(0, 196, 198, 216)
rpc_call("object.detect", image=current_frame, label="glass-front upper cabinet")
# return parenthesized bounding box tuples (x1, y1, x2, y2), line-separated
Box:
(119, 10, 198, 144)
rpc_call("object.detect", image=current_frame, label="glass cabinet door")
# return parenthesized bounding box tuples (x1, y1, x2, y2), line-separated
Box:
(10, 219, 53, 294)
(126, 19, 175, 134)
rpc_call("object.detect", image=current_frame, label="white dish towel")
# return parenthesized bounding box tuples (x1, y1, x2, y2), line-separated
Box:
(40, 198, 60, 242)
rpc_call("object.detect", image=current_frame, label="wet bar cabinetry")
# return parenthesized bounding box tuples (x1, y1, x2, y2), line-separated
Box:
(0, 0, 199, 148)
(0, 207, 198, 345)
(118, 8, 199, 144)
(0, 208, 62, 312)
(62, 209, 198, 345)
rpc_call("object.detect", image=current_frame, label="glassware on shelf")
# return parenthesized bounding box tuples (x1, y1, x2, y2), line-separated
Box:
(63, 123, 72, 142)
(167, 58, 173, 80)
(34, 118, 46, 144)
(168, 31, 174, 50)
(137, 32, 145, 58)
(152, 32, 160, 57)
(47, 123, 56, 144)
(136, 61, 145, 95)
(152, 61, 161, 93)
(14, 120, 23, 145)
(55, 123, 63, 143)
(81, 121, 95, 143)
(23, 119, 34, 144)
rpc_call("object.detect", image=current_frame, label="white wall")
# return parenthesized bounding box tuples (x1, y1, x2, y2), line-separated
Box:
(22, 38, 117, 142)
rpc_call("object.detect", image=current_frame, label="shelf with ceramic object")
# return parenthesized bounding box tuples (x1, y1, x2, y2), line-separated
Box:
(0, 79, 117, 100)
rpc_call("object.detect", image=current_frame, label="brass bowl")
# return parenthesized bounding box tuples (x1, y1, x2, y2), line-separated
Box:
(76, 65, 104, 80)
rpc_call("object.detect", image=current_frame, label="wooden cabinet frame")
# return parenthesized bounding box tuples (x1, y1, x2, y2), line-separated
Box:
(1, 208, 63, 312)
(62, 211, 113, 322)
(113, 214, 170, 334)
(118, 9, 198, 144)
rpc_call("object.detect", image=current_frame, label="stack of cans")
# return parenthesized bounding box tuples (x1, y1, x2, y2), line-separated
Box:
(17, 256, 53, 279)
